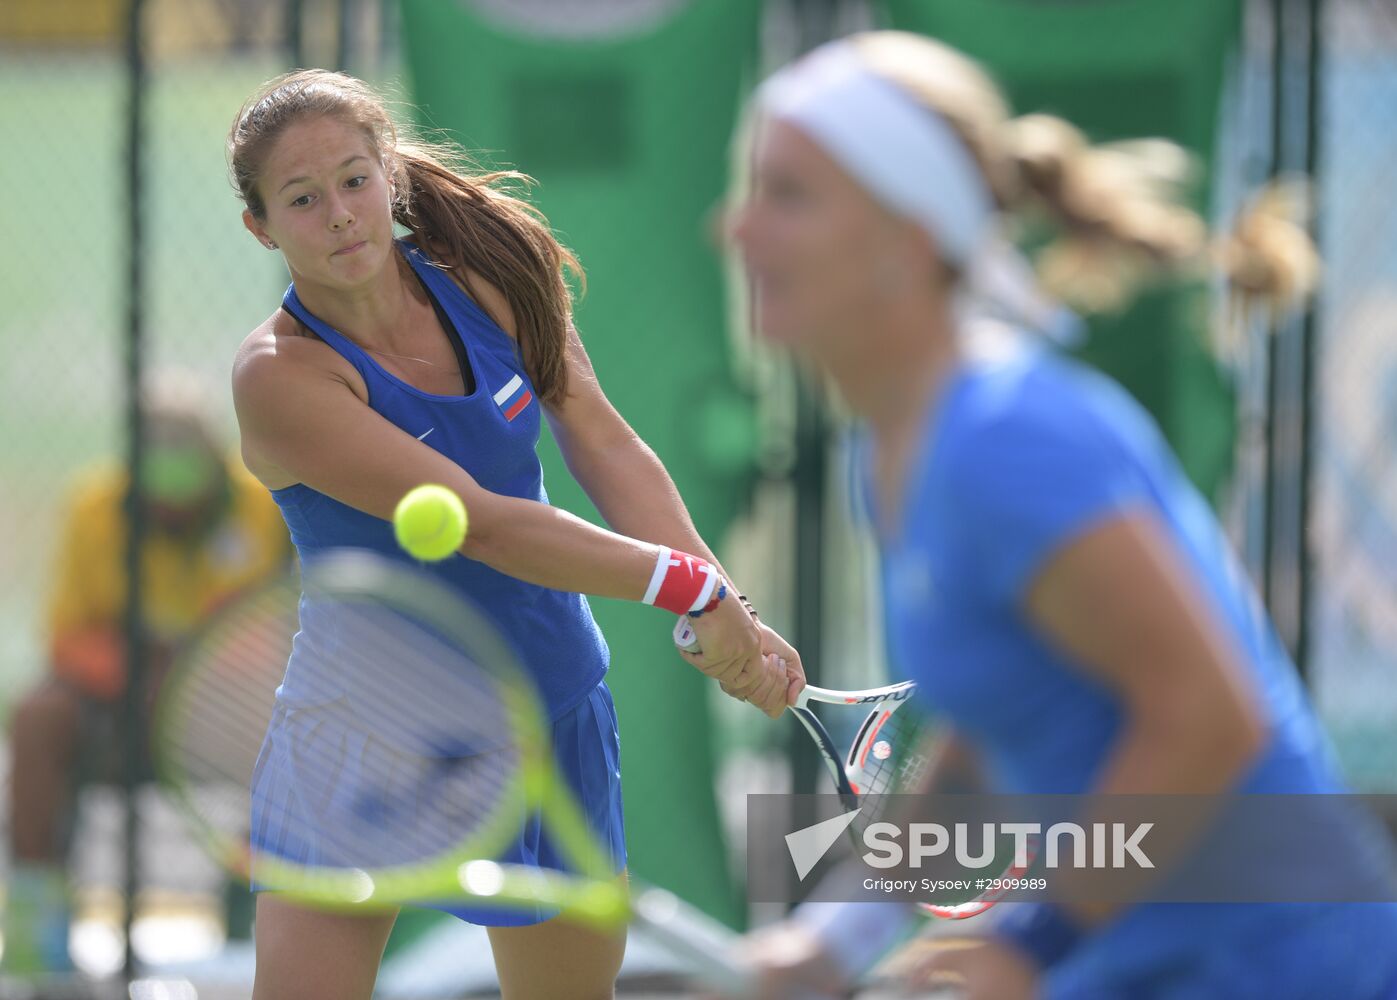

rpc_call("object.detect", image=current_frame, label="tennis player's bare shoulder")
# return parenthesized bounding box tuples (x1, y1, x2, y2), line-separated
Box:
(233, 310, 368, 489)
(235, 309, 368, 400)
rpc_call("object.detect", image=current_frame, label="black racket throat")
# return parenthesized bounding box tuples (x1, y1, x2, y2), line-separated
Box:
(792, 706, 858, 807)
(847, 709, 885, 770)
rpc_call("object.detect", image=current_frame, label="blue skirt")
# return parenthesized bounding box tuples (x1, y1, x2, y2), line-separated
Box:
(249, 678, 627, 927)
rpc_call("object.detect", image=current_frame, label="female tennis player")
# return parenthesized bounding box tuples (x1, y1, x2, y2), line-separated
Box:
(724, 32, 1397, 1000)
(227, 70, 802, 999)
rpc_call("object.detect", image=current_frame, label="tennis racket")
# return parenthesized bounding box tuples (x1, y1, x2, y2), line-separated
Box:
(674, 616, 1032, 920)
(153, 548, 751, 992)
(674, 616, 925, 811)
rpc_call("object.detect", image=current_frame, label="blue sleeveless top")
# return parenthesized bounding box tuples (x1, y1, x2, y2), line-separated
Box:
(269, 240, 609, 721)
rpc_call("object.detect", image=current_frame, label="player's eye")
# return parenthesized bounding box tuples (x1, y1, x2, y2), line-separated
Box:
(756, 173, 806, 207)
(768, 179, 808, 205)
(346, 176, 367, 189)
(290, 193, 313, 208)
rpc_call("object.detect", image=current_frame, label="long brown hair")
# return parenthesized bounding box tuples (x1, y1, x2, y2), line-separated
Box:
(228, 69, 579, 404)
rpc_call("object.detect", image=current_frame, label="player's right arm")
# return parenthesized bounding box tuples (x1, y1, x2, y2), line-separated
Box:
(233, 322, 780, 701)
(234, 326, 660, 598)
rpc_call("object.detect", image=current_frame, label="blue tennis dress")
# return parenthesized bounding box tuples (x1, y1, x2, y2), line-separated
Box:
(870, 339, 1397, 997)
(251, 240, 624, 925)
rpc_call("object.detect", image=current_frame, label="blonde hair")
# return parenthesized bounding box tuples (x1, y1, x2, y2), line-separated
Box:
(847, 31, 1318, 317)
(229, 69, 580, 404)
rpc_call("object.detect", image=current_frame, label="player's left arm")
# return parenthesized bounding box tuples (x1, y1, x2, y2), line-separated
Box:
(944, 400, 1268, 807)
(1028, 512, 1268, 797)
(542, 322, 711, 564)
(457, 269, 734, 582)
(921, 409, 1269, 992)
(1022, 511, 1267, 912)
(918, 512, 1271, 995)
(543, 320, 804, 698)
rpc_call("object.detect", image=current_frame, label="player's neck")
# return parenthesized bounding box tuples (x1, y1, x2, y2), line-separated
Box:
(832, 301, 959, 440)
(292, 251, 423, 353)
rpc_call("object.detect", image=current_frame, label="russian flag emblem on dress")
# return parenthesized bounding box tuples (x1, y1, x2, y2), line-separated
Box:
(493, 374, 533, 422)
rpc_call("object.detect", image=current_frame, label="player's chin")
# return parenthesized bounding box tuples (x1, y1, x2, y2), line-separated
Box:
(324, 239, 390, 281)
(751, 297, 813, 350)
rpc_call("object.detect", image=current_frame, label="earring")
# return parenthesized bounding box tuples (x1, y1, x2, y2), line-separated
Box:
(265, 240, 278, 250)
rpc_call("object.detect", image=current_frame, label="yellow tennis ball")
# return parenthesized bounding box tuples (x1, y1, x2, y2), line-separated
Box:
(393, 485, 468, 561)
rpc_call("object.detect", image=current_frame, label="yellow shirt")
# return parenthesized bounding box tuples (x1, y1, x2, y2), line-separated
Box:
(46, 455, 290, 677)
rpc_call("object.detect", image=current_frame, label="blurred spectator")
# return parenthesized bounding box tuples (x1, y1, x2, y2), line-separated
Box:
(3, 382, 289, 975)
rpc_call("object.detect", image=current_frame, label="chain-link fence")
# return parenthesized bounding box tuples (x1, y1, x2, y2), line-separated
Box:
(1, 0, 396, 695)
(1, 0, 396, 983)
(1311, 0, 1397, 791)
(2, 7, 128, 723)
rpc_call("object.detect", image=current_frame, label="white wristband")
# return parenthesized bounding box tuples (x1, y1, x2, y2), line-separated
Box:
(688, 566, 720, 613)
(641, 546, 671, 606)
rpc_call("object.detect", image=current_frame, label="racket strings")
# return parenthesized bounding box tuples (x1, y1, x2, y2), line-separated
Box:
(846, 704, 931, 829)
(163, 577, 531, 879)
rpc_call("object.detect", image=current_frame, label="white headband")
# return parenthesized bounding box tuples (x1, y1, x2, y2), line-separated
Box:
(755, 40, 1083, 343)
(757, 39, 994, 266)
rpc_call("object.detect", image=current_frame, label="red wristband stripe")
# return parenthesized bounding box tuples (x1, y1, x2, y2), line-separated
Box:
(646, 548, 719, 616)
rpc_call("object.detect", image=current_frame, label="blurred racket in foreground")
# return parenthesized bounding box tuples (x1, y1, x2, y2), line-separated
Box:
(675, 617, 1033, 920)
(153, 548, 750, 993)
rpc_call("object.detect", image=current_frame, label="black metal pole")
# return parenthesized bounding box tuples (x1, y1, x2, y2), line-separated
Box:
(1261, 0, 1286, 616)
(1260, 0, 1320, 664)
(783, 0, 839, 906)
(378, 0, 397, 70)
(336, 0, 354, 71)
(788, 0, 838, 813)
(286, 0, 305, 67)
(1295, 0, 1323, 680)
(122, 0, 149, 982)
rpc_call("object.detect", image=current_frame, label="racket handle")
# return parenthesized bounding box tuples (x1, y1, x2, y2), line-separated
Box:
(673, 615, 702, 653)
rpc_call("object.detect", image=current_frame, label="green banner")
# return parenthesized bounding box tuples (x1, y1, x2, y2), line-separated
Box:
(884, 0, 1244, 499)
(399, 0, 762, 926)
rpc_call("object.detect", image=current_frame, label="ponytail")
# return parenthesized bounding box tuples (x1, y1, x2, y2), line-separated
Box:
(845, 34, 1319, 323)
(1000, 113, 1205, 313)
(393, 143, 581, 405)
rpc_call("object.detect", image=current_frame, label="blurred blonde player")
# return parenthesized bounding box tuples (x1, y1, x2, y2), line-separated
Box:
(3, 382, 290, 974)
(723, 31, 1397, 1000)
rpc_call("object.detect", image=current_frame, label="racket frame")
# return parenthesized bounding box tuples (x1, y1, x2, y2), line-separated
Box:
(155, 555, 551, 910)
(158, 551, 752, 992)
(674, 615, 1023, 921)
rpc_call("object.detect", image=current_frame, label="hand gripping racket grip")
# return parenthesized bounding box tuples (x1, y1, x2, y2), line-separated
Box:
(674, 615, 701, 653)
